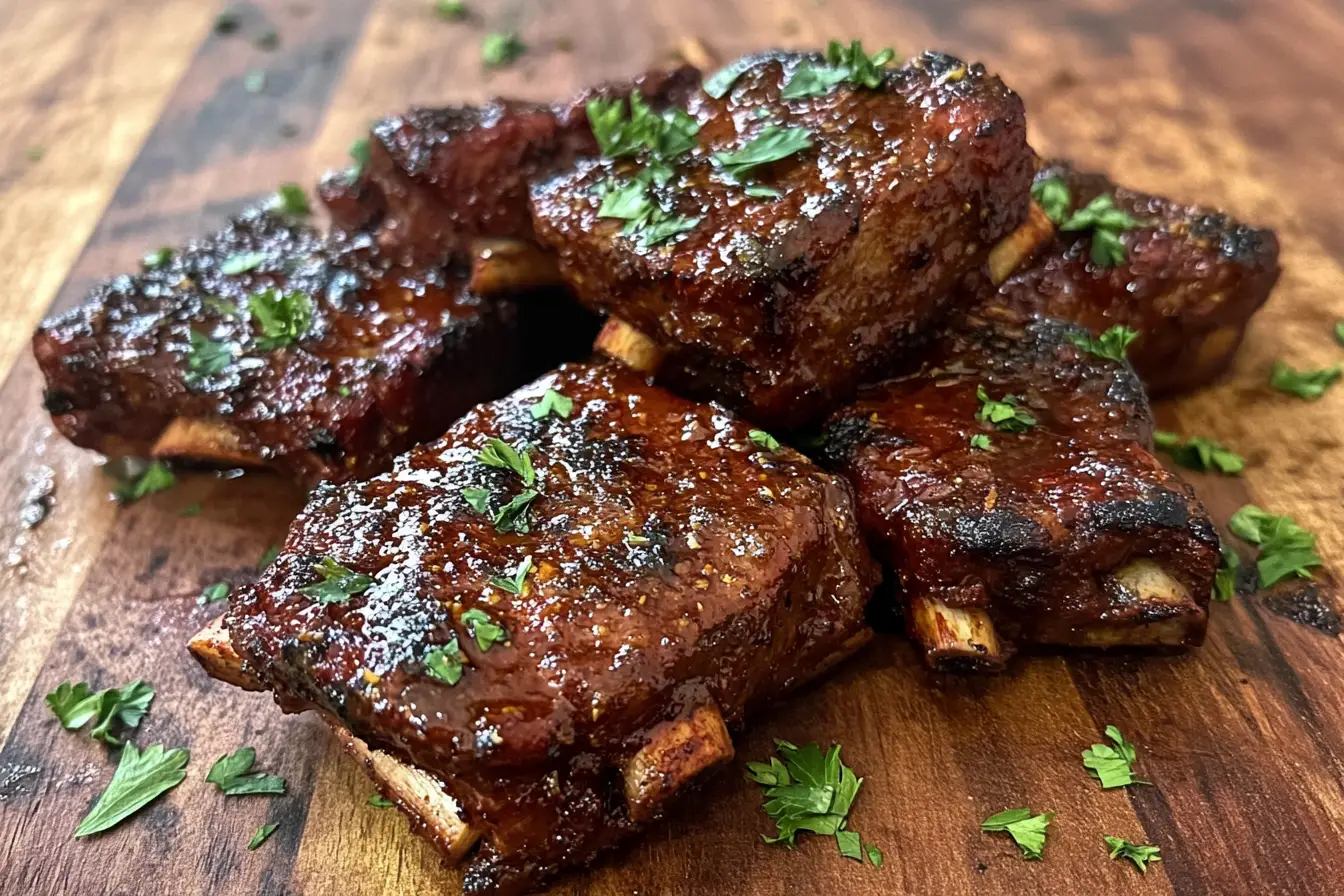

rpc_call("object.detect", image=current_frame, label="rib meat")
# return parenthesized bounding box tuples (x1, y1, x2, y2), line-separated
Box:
(820, 317, 1219, 670)
(530, 50, 1035, 428)
(32, 207, 572, 487)
(979, 160, 1281, 396)
(225, 360, 879, 893)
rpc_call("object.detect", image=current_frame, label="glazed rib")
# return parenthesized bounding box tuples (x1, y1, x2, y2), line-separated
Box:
(821, 317, 1219, 670)
(224, 360, 878, 893)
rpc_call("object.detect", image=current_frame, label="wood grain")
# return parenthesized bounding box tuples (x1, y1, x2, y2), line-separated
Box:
(3, 1, 1344, 894)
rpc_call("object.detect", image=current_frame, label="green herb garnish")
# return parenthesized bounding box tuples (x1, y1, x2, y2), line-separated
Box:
(981, 808, 1053, 860)
(462, 486, 492, 514)
(530, 388, 574, 420)
(74, 744, 190, 837)
(975, 385, 1036, 433)
(298, 556, 374, 604)
(198, 581, 230, 605)
(207, 747, 287, 796)
(780, 39, 896, 99)
(587, 92, 699, 161)
(747, 739, 876, 862)
(46, 679, 154, 746)
(492, 489, 538, 533)
(461, 608, 508, 650)
(142, 247, 174, 270)
(1059, 194, 1142, 267)
(186, 330, 234, 384)
(435, 0, 466, 19)
(1152, 430, 1244, 475)
(1031, 176, 1071, 225)
(1082, 725, 1147, 789)
(477, 438, 535, 485)
(258, 544, 280, 570)
(368, 794, 395, 807)
(1335, 321, 1344, 347)
(715, 126, 813, 179)
(424, 637, 467, 685)
(269, 182, 310, 218)
(1269, 361, 1342, 400)
(969, 433, 992, 451)
(248, 288, 313, 350)
(248, 822, 279, 850)
(745, 184, 782, 199)
(1214, 544, 1240, 602)
(349, 138, 370, 177)
(481, 32, 524, 67)
(488, 556, 532, 595)
(115, 460, 176, 503)
(220, 251, 267, 275)
(703, 57, 760, 99)
(1228, 505, 1322, 588)
(1065, 325, 1138, 362)
(1105, 836, 1162, 873)
(749, 430, 781, 452)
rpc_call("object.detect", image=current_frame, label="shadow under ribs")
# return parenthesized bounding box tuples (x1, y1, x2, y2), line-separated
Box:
(221, 360, 879, 894)
(821, 317, 1219, 671)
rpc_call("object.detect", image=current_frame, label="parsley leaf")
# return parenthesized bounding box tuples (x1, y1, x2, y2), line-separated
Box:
(492, 489, 539, 534)
(478, 438, 535, 485)
(749, 430, 781, 452)
(185, 330, 234, 384)
(975, 385, 1036, 432)
(481, 32, 524, 67)
(715, 126, 814, 179)
(530, 388, 574, 420)
(780, 61, 853, 100)
(865, 843, 883, 866)
(461, 608, 508, 651)
(268, 182, 310, 218)
(348, 137, 370, 177)
(1066, 325, 1138, 362)
(114, 460, 176, 503)
(596, 176, 699, 246)
(298, 556, 374, 604)
(749, 740, 873, 859)
(46, 679, 154, 745)
(1336, 320, 1344, 347)
(981, 808, 1053, 860)
(258, 544, 280, 570)
(248, 288, 313, 350)
(248, 822, 279, 850)
(1269, 361, 1342, 400)
(1031, 176, 1071, 225)
(207, 747, 287, 796)
(74, 743, 190, 837)
(198, 581, 230, 605)
(435, 0, 466, 20)
(220, 251, 268, 275)
(461, 486, 492, 514)
(424, 637, 466, 685)
(1082, 725, 1147, 789)
(1059, 194, 1141, 267)
(1228, 505, 1322, 588)
(1105, 835, 1162, 873)
(488, 556, 532, 595)
(1152, 430, 1244, 475)
(142, 247, 174, 270)
(969, 433, 992, 451)
(1214, 544, 1241, 602)
(836, 829, 863, 861)
(367, 794, 395, 807)
(587, 92, 700, 161)
(704, 58, 760, 99)
(780, 40, 896, 99)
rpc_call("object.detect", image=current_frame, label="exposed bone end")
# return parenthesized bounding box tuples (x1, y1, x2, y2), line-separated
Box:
(674, 36, 719, 70)
(594, 318, 665, 375)
(908, 596, 1007, 672)
(1076, 558, 1208, 648)
(152, 418, 261, 469)
(469, 238, 565, 297)
(988, 202, 1055, 286)
(322, 717, 481, 862)
(187, 617, 482, 862)
(188, 616, 265, 691)
(623, 704, 734, 822)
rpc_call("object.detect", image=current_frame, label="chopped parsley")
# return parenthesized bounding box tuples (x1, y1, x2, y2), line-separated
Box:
(269, 182, 310, 218)
(203, 296, 240, 317)
(1031, 175, 1071, 224)
(969, 433, 992, 451)
(348, 137, 371, 177)
(220, 250, 268, 275)
(745, 184, 782, 199)
(1214, 544, 1241, 602)
(981, 808, 1053, 860)
(1105, 836, 1162, 873)
(714, 126, 814, 179)
(703, 57, 761, 99)
(1082, 725, 1147, 789)
(1269, 361, 1342, 400)
(747, 740, 879, 863)
(258, 544, 280, 570)
(493, 489, 539, 534)
(114, 460, 177, 503)
(488, 556, 533, 594)
(1336, 321, 1344, 347)
(207, 747, 287, 796)
(424, 638, 466, 685)
(780, 39, 897, 99)
(481, 32, 524, 67)
(185, 330, 234, 384)
(749, 430, 782, 452)
(248, 822, 279, 850)
(1059, 194, 1142, 267)
(865, 843, 883, 866)
(248, 289, 313, 350)
(461, 486, 492, 514)
(1228, 505, 1322, 588)
(530, 388, 574, 420)
(1152, 430, 1244, 475)
(46, 679, 154, 745)
(477, 438, 535, 485)
(975, 385, 1036, 432)
(74, 743, 190, 837)
(435, 0, 466, 19)
(198, 581, 230, 605)
(1066, 325, 1138, 362)
(298, 557, 374, 604)
(462, 608, 508, 650)
(367, 794, 395, 808)
(142, 247, 174, 270)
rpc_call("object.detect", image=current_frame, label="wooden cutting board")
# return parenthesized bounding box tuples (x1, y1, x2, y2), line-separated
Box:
(3, 1, 1343, 893)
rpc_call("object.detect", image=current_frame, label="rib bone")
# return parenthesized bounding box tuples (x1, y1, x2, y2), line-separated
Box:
(1078, 558, 1206, 647)
(152, 418, 261, 468)
(622, 704, 734, 822)
(469, 238, 565, 297)
(987, 202, 1054, 286)
(594, 317, 665, 375)
(908, 595, 1007, 672)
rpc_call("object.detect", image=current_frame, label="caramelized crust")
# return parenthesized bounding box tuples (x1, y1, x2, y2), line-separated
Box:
(531, 50, 1034, 428)
(226, 361, 878, 893)
(30, 209, 558, 487)
(822, 318, 1218, 667)
(979, 161, 1281, 396)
